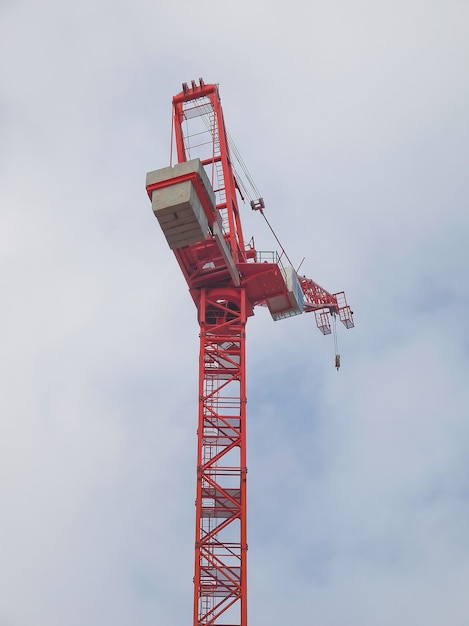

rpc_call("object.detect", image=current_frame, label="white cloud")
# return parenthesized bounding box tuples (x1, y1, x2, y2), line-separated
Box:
(1, 0, 468, 624)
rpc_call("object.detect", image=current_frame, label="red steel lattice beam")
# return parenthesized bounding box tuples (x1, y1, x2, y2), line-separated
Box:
(194, 287, 248, 626)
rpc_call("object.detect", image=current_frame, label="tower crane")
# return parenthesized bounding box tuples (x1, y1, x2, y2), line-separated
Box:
(146, 78, 354, 626)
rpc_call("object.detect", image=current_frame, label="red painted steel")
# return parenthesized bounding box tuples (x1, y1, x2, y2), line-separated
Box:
(194, 288, 248, 626)
(172, 80, 247, 267)
(146, 78, 354, 626)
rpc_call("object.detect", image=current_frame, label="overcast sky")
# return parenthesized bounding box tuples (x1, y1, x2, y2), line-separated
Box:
(1, 0, 468, 624)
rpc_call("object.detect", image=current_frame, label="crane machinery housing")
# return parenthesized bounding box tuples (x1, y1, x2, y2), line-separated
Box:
(146, 78, 354, 626)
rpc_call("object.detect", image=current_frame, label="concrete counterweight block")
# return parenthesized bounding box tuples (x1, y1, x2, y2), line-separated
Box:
(147, 159, 214, 250)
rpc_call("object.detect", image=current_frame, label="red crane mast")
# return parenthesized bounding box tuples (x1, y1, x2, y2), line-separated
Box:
(146, 79, 354, 626)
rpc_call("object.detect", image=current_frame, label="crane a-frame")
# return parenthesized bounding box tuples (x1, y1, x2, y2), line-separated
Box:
(146, 78, 354, 626)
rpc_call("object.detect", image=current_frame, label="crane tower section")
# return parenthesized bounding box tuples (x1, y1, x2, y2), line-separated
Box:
(146, 78, 354, 626)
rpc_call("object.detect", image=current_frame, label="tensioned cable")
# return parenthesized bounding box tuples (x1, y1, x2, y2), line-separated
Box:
(227, 130, 262, 202)
(332, 313, 341, 370)
(257, 208, 295, 269)
(190, 99, 259, 205)
(187, 101, 296, 268)
(226, 128, 298, 270)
